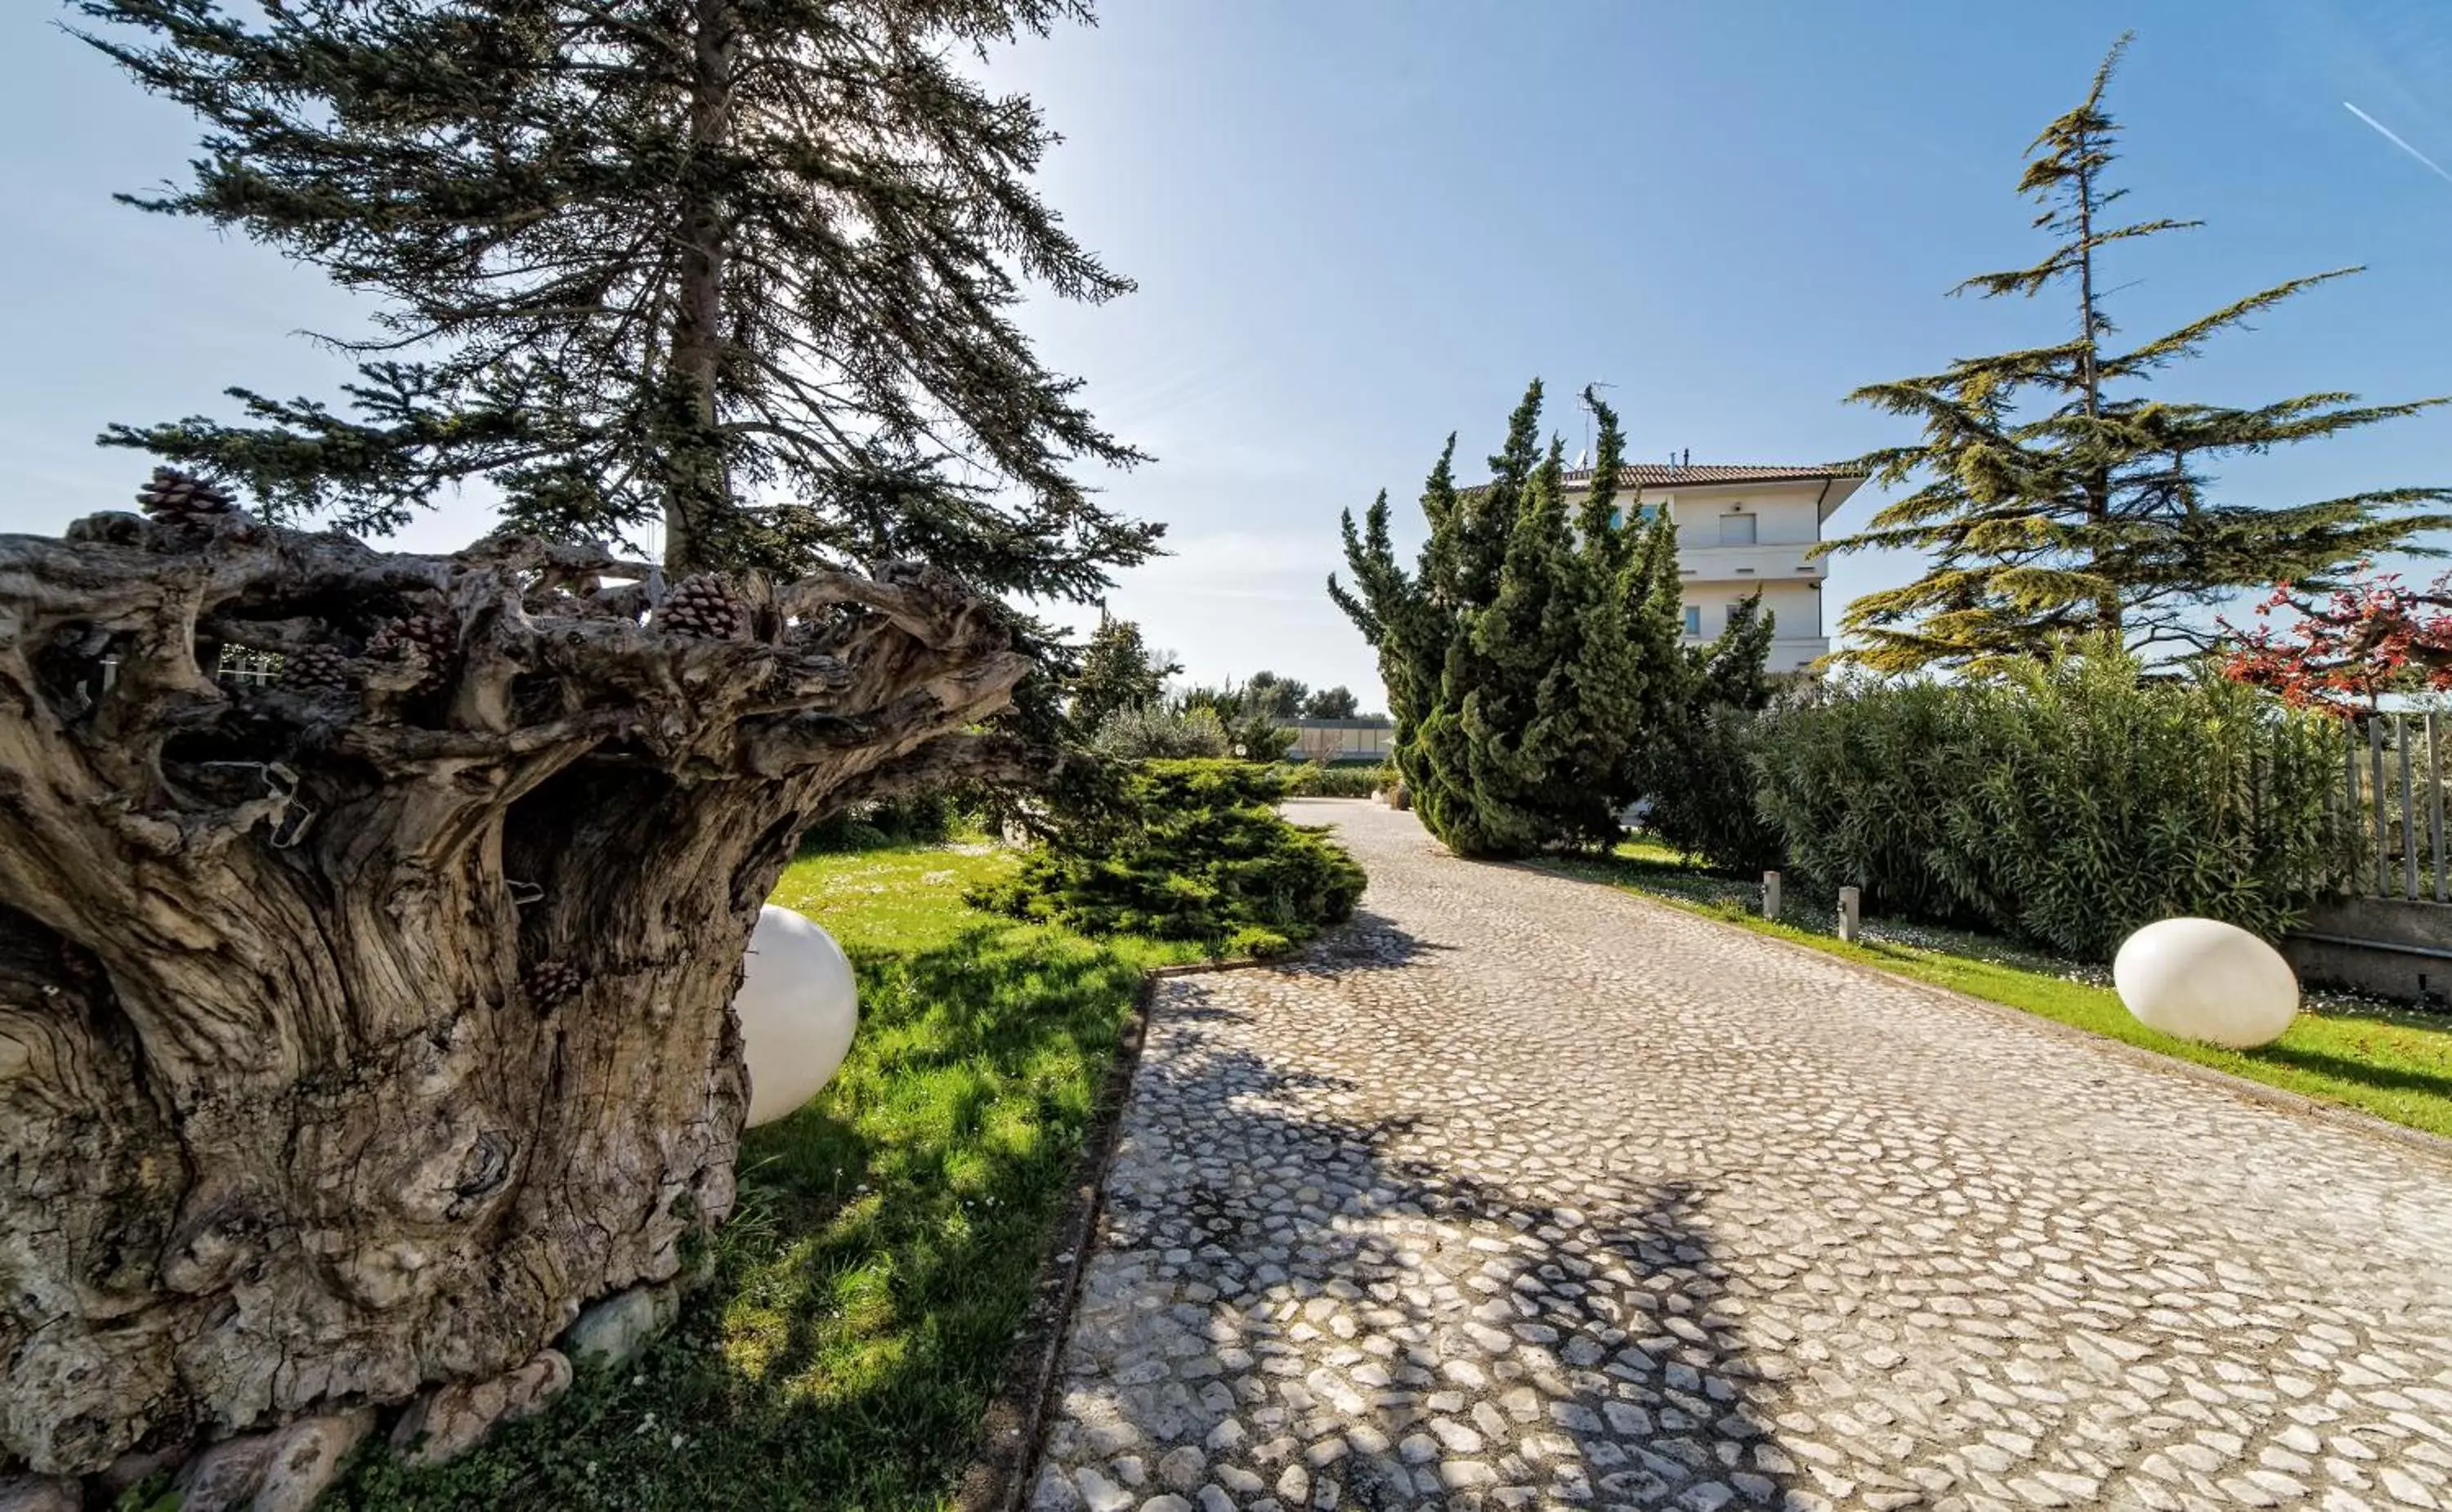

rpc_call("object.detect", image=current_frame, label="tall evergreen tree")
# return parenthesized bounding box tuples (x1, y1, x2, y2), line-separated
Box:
(1331, 382, 1692, 857)
(75, 0, 1160, 596)
(1244, 670, 1313, 722)
(1302, 686, 1360, 718)
(1820, 34, 2451, 672)
(1069, 612, 1179, 732)
(1412, 383, 1547, 853)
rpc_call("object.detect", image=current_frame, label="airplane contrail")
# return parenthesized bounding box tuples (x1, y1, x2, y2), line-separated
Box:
(2344, 101, 2452, 186)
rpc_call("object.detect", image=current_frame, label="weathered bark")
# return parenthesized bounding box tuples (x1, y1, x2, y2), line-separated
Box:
(0, 505, 1032, 1477)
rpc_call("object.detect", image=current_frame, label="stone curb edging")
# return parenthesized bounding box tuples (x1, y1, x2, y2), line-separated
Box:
(948, 949, 1287, 1512)
(1576, 870, 2452, 1173)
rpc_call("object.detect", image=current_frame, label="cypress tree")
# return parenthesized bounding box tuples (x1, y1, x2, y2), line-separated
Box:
(1412, 382, 1546, 854)
(1820, 34, 2452, 672)
(74, 0, 1160, 596)
(1461, 433, 1582, 852)
(1331, 382, 1698, 857)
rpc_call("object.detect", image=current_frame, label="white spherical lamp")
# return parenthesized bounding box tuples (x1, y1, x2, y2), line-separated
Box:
(2112, 917, 2298, 1049)
(734, 904, 860, 1127)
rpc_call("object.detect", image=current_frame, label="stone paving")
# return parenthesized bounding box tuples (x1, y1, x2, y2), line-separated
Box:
(1031, 801, 2452, 1512)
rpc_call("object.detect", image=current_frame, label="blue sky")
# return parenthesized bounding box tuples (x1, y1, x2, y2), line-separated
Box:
(5, 2, 2450, 703)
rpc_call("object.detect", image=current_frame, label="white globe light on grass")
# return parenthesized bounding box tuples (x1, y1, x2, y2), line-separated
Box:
(734, 904, 860, 1126)
(2112, 917, 2298, 1049)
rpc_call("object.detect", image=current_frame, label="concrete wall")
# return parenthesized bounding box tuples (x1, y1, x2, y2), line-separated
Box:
(2283, 896, 2452, 1004)
(1660, 483, 1828, 551)
(1683, 579, 1821, 641)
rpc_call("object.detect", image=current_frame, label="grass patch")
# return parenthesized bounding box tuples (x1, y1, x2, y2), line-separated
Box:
(1541, 843, 2452, 1142)
(329, 841, 1202, 1511)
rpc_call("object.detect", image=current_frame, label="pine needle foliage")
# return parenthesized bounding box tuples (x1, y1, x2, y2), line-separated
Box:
(1820, 34, 2452, 673)
(1068, 614, 1180, 733)
(1330, 381, 1712, 857)
(969, 760, 1366, 956)
(74, 0, 1159, 595)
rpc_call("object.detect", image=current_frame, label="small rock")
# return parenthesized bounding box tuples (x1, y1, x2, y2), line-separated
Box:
(392, 1349, 575, 1465)
(1139, 1497, 1193, 1512)
(1216, 1465, 1267, 1495)
(562, 1283, 680, 1371)
(252, 1408, 377, 1512)
(1076, 1467, 1133, 1512)
(1033, 1465, 1082, 1510)
(1197, 1487, 1236, 1512)
(1157, 1447, 1206, 1490)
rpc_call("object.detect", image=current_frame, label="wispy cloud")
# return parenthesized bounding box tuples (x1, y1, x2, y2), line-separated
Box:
(2344, 101, 2452, 186)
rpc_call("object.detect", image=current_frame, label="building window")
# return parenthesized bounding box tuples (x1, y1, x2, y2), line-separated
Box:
(1609, 502, 1667, 530)
(1682, 606, 1702, 637)
(1719, 512, 1756, 546)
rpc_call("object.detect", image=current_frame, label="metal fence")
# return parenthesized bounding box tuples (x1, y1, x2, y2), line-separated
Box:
(2340, 712, 2452, 901)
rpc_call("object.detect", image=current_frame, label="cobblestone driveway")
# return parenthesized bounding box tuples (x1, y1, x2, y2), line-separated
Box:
(1031, 801, 2452, 1512)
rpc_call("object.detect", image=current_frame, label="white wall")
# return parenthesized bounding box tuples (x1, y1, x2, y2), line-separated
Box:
(1680, 579, 1821, 642)
(1658, 483, 1828, 550)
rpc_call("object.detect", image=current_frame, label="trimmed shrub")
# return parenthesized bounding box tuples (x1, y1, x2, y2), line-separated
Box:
(970, 760, 1367, 955)
(1090, 703, 1231, 760)
(1751, 645, 2349, 958)
(1279, 761, 1383, 798)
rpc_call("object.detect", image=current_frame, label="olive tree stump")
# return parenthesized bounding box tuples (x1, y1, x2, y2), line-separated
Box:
(0, 500, 1049, 1491)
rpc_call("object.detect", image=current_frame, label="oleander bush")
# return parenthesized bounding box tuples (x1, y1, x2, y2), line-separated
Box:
(1089, 702, 1233, 760)
(970, 760, 1367, 955)
(1279, 760, 1384, 798)
(1750, 643, 2350, 958)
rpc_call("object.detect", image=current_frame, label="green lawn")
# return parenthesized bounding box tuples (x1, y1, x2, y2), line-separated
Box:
(1541, 841, 2452, 1142)
(329, 841, 1201, 1511)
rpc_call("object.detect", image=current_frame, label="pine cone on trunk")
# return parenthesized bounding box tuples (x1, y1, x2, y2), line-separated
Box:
(526, 960, 584, 1007)
(136, 467, 237, 524)
(656, 574, 748, 641)
(277, 643, 356, 694)
(365, 612, 458, 691)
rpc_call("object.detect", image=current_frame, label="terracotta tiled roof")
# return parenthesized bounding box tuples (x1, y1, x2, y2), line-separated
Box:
(1562, 463, 1863, 489)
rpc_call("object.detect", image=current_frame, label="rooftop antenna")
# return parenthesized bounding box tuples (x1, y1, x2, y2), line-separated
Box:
(1579, 381, 1617, 475)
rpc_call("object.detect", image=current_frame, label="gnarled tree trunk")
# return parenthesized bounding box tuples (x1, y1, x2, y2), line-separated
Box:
(0, 503, 1044, 1483)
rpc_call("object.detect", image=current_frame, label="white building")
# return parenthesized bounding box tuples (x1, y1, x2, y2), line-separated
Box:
(1564, 462, 1865, 673)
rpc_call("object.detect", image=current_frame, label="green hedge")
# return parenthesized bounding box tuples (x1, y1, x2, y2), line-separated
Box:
(1748, 649, 2348, 959)
(1277, 761, 1390, 798)
(969, 760, 1367, 956)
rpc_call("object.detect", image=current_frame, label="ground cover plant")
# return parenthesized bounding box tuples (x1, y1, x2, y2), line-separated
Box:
(971, 760, 1366, 955)
(317, 842, 1201, 1511)
(1543, 841, 2452, 1141)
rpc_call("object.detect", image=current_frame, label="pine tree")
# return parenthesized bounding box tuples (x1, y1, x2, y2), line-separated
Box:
(1302, 686, 1360, 718)
(1070, 613, 1180, 732)
(74, 0, 1160, 596)
(7, 2, 1155, 1479)
(1820, 34, 2452, 673)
